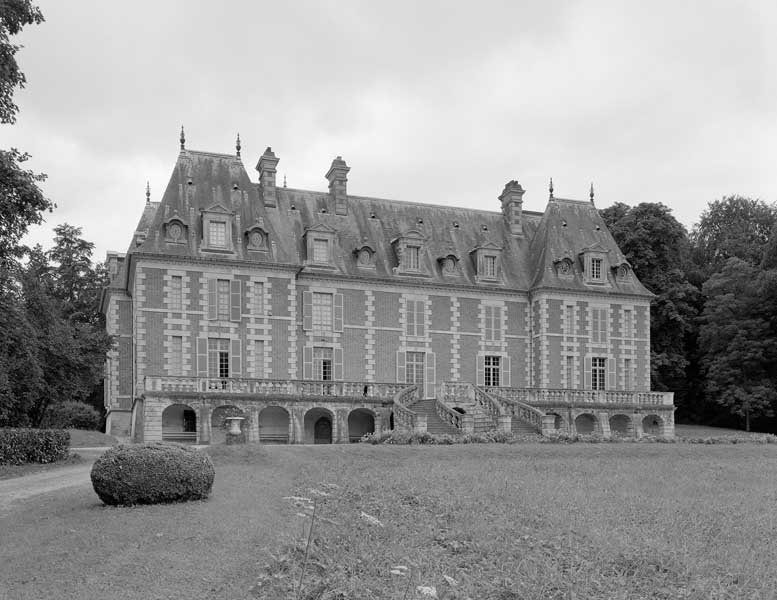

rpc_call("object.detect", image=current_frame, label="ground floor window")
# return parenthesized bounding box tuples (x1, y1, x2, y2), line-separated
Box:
(406, 351, 425, 386)
(484, 355, 501, 387)
(208, 338, 229, 378)
(591, 357, 606, 390)
(314, 347, 333, 381)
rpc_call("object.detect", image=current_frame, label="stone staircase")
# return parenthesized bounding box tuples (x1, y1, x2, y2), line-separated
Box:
(408, 398, 461, 435)
(511, 417, 541, 436)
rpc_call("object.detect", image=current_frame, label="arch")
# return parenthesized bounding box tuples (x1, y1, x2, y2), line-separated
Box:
(609, 414, 631, 437)
(211, 404, 246, 445)
(574, 413, 597, 435)
(162, 403, 197, 443)
(452, 407, 466, 414)
(258, 406, 290, 444)
(389, 412, 395, 430)
(547, 412, 564, 431)
(348, 408, 376, 442)
(642, 414, 664, 436)
(304, 407, 334, 444)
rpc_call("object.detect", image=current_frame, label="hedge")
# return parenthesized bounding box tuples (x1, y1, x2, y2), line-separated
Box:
(90, 443, 215, 506)
(0, 428, 71, 465)
(41, 401, 101, 430)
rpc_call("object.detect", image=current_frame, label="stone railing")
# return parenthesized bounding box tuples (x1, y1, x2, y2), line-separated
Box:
(440, 382, 506, 431)
(486, 387, 675, 407)
(145, 376, 406, 400)
(392, 385, 420, 432)
(435, 398, 467, 432)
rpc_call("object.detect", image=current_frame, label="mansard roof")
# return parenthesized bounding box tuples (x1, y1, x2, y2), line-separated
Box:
(113, 145, 652, 298)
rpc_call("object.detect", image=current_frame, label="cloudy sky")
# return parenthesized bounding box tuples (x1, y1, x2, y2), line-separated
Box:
(5, 1, 776, 261)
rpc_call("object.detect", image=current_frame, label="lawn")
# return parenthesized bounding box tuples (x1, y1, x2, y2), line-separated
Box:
(2, 442, 777, 599)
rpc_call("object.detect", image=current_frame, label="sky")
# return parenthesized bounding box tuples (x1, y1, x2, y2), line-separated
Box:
(4, 0, 777, 262)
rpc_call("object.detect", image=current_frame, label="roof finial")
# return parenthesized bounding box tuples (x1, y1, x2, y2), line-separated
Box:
(549, 177, 554, 200)
(236, 133, 241, 158)
(180, 125, 185, 150)
(589, 182, 595, 204)
(145, 181, 150, 204)
(283, 174, 287, 188)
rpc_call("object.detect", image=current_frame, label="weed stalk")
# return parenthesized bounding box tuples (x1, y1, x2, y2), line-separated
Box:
(295, 497, 318, 600)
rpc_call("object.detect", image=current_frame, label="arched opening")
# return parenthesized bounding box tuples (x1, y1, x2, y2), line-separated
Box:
(642, 414, 663, 436)
(162, 403, 197, 443)
(452, 407, 466, 414)
(609, 414, 631, 437)
(258, 406, 290, 444)
(211, 405, 246, 445)
(547, 412, 563, 431)
(574, 413, 597, 435)
(348, 408, 375, 442)
(389, 412, 395, 430)
(304, 408, 334, 444)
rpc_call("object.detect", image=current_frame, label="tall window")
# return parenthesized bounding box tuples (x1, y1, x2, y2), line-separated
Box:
(484, 255, 497, 278)
(484, 355, 501, 386)
(591, 308, 607, 343)
(484, 305, 501, 341)
(406, 299, 425, 337)
(254, 340, 265, 378)
(406, 351, 425, 385)
(209, 221, 227, 247)
(313, 347, 333, 381)
(313, 239, 328, 263)
(406, 246, 420, 270)
(208, 338, 229, 378)
(591, 357, 606, 390)
(217, 279, 230, 320)
(312, 292, 333, 333)
(566, 355, 574, 388)
(170, 336, 182, 375)
(624, 358, 632, 390)
(591, 258, 603, 281)
(565, 305, 575, 336)
(170, 276, 183, 311)
(623, 309, 633, 338)
(253, 282, 264, 316)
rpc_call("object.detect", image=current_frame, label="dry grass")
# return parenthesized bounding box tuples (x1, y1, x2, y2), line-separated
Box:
(2, 443, 777, 599)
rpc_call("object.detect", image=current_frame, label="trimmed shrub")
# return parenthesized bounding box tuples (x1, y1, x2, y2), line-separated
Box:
(41, 401, 101, 430)
(90, 443, 215, 506)
(0, 428, 70, 465)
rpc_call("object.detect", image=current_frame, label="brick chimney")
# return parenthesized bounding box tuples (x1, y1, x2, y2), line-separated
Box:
(499, 180, 525, 236)
(325, 156, 350, 216)
(256, 147, 279, 207)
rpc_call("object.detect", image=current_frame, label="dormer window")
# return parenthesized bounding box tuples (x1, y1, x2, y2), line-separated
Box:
(245, 224, 269, 252)
(406, 246, 420, 270)
(354, 244, 376, 268)
(484, 255, 496, 278)
(201, 204, 235, 253)
(392, 230, 428, 277)
(313, 238, 329, 263)
(303, 223, 337, 269)
(591, 257, 602, 281)
(554, 257, 574, 278)
(471, 242, 503, 284)
(163, 213, 189, 245)
(439, 254, 459, 276)
(209, 222, 227, 247)
(579, 244, 610, 285)
(613, 263, 632, 282)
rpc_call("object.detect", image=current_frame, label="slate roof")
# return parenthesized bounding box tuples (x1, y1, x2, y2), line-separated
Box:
(110, 147, 652, 298)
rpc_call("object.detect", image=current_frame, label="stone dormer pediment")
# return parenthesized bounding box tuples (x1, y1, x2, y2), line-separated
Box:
(304, 222, 338, 235)
(470, 241, 504, 284)
(201, 203, 233, 215)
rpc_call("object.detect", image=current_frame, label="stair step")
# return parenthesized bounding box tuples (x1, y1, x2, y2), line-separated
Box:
(408, 399, 461, 436)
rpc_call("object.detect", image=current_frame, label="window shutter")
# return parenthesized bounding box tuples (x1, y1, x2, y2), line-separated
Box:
(208, 279, 217, 320)
(425, 352, 435, 398)
(231, 338, 241, 376)
(230, 280, 241, 322)
(477, 354, 485, 386)
(334, 348, 343, 380)
(501, 356, 511, 387)
(396, 351, 406, 384)
(601, 309, 608, 343)
(303, 346, 313, 380)
(495, 308, 502, 341)
(197, 338, 208, 376)
(334, 293, 344, 332)
(303, 291, 313, 331)
(584, 356, 592, 389)
(417, 302, 425, 337)
(607, 356, 615, 390)
(404, 302, 412, 336)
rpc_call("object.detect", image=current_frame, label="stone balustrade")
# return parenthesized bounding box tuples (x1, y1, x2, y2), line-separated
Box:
(485, 387, 675, 407)
(392, 385, 420, 432)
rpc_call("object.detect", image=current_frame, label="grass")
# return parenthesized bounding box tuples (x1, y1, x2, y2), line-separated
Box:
(68, 429, 119, 448)
(2, 442, 777, 599)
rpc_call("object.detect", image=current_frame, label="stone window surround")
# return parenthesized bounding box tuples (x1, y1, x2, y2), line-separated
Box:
(201, 205, 235, 254)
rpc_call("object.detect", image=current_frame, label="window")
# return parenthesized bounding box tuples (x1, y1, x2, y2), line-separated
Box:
(254, 340, 265, 378)
(591, 258, 603, 281)
(406, 246, 420, 270)
(591, 357, 606, 390)
(406, 351, 425, 385)
(208, 338, 230, 378)
(313, 347, 333, 381)
(313, 238, 328, 263)
(170, 336, 182, 375)
(253, 282, 264, 316)
(623, 309, 633, 338)
(209, 221, 227, 247)
(564, 305, 575, 336)
(591, 308, 607, 343)
(566, 355, 574, 388)
(312, 292, 333, 333)
(484, 355, 501, 387)
(484, 305, 501, 342)
(217, 279, 230, 320)
(484, 255, 497, 278)
(405, 299, 426, 337)
(170, 276, 183, 311)
(624, 358, 632, 390)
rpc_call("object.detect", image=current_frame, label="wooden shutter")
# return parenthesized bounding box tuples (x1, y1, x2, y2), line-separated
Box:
(501, 356, 511, 387)
(334, 293, 344, 332)
(303, 291, 313, 331)
(607, 356, 615, 390)
(424, 352, 435, 398)
(303, 346, 313, 380)
(584, 356, 592, 389)
(334, 348, 343, 380)
(197, 338, 208, 376)
(230, 280, 241, 322)
(231, 338, 241, 376)
(417, 301, 425, 337)
(495, 307, 502, 341)
(207, 279, 217, 320)
(396, 351, 406, 383)
(404, 301, 413, 336)
(477, 354, 485, 386)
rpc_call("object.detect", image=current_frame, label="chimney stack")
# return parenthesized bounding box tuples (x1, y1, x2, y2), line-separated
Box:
(325, 156, 350, 215)
(256, 147, 279, 207)
(499, 180, 525, 236)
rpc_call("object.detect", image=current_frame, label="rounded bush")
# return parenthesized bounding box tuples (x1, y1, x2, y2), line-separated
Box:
(42, 401, 101, 430)
(90, 443, 215, 506)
